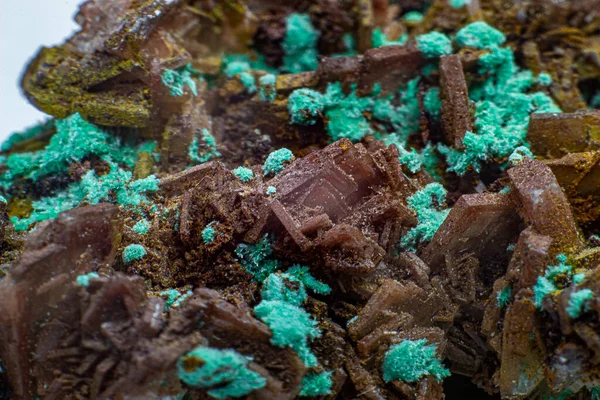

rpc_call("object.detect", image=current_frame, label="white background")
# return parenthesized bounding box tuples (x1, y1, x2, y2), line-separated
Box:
(0, 0, 84, 142)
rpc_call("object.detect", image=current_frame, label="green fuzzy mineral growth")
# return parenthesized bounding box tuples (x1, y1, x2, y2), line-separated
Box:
(416, 32, 453, 58)
(533, 276, 558, 309)
(161, 63, 202, 97)
(449, 0, 471, 8)
(2, 119, 53, 152)
(224, 61, 252, 77)
(259, 74, 277, 102)
(383, 140, 441, 180)
(300, 371, 333, 397)
(455, 21, 506, 49)
(382, 339, 450, 383)
(233, 166, 254, 182)
(381, 133, 425, 174)
(133, 219, 150, 234)
(76, 272, 100, 287)
(188, 129, 221, 164)
(372, 28, 408, 48)
(160, 288, 192, 310)
(172, 290, 192, 308)
(372, 78, 421, 140)
(403, 11, 424, 22)
(283, 13, 320, 73)
(223, 60, 256, 93)
(439, 22, 562, 175)
(323, 83, 374, 142)
(286, 265, 331, 295)
(263, 148, 293, 176)
(573, 273, 586, 284)
(239, 72, 257, 93)
(543, 390, 574, 400)
(288, 88, 325, 125)
(11, 162, 159, 231)
(161, 289, 182, 311)
(497, 285, 512, 308)
(567, 289, 593, 318)
(202, 222, 217, 244)
(424, 88, 442, 120)
(508, 146, 534, 166)
(289, 79, 421, 143)
(592, 93, 600, 109)
(236, 235, 281, 282)
(261, 272, 307, 306)
(177, 346, 266, 399)
(533, 254, 574, 309)
(2, 113, 130, 184)
(401, 183, 450, 250)
(122, 244, 147, 264)
(254, 300, 321, 367)
(266, 186, 277, 195)
(2, 113, 160, 231)
(538, 73, 553, 86)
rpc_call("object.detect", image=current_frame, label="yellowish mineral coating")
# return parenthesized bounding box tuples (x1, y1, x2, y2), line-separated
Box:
(21, 47, 149, 127)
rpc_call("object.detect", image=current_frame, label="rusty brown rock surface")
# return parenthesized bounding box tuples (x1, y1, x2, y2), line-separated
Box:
(0, 204, 122, 398)
(507, 159, 583, 254)
(439, 54, 472, 149)
(528, 111, 600, 159)
(422, 193, 521, 274)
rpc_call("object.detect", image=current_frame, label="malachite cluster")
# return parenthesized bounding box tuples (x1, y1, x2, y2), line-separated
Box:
(263, 148, 293, 176)
(566, 289, 593, 318)
(416, 31, 453, 59)
(133, 218, 150, 234)
(372, 28, 408, 48)
(161, 63, 203, 97)
(177, 346, 266, 399)
(449, 0, 471, 8)
(288, 88, 325, 125)
(282, 13, 320, 73)
(533, 254, 588, 310)
(289, 79, 421, 145)
(75, 272, 100, 287)
(254, 264, 328, 367)
(223, 60, 257, 93)
(236, 235, 331, 372)
(254, 299, 321, 367)
(202, 221, 217, 244)
(122, 244, 147, 264)
(401, 183, 450, 250)
(403, 11, 424, 23)
(160, 288, 193, 311)
(236, 235, 281, 282)
(188, 128, 221, 164)
(4, 113, 159, 231)
(259, 74, 277, 102)
(439, 21, 562, 175)
(300, 372, 333, 397)
(497, 285, 512, 308)
(232, 166, 254, 182)
(382, 339, 450, 383)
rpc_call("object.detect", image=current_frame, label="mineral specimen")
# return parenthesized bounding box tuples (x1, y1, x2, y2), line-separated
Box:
(2, 0, 600, 399)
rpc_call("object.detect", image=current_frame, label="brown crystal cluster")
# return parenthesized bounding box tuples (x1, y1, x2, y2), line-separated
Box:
(1, 0, 600, 400)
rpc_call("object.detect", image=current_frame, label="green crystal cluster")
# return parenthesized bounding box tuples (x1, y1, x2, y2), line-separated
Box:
(177, 346, 266, 399)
